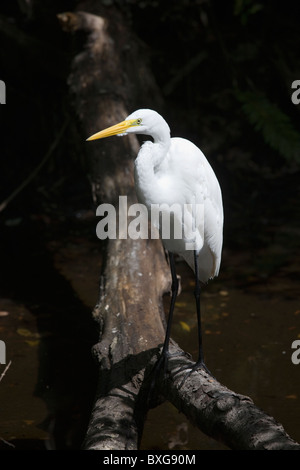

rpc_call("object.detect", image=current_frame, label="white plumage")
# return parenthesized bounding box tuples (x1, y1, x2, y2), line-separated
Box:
(129, 110, 223, 282)
(87, 108, 224, 367)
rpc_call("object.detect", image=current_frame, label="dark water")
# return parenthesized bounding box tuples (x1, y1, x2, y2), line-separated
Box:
(0, 212, 299, 450)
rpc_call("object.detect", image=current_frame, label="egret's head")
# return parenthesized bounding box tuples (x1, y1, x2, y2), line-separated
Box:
(86, 109, 170, 143)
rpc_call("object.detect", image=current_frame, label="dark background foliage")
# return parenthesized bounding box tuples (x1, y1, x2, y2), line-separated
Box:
(1, 0, 299, 246)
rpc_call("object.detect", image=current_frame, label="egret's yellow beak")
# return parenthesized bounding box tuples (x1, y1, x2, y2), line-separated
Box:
(86, 119, 138, 141)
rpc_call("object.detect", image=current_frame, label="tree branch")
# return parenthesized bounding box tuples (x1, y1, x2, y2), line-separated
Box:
(84, 341, 300, 450)
(161, 347, 300, 450)
(0, 360, 12, 384)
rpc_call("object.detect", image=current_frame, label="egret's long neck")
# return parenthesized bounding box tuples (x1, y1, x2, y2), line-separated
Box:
(134, 132, 171, 205)
(151, 134, 171, 168)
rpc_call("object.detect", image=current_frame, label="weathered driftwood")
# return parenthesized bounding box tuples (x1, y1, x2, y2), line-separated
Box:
(159, 348, 300, 450)
(59, 6, 300, 450)
(85, 340, 300, 451)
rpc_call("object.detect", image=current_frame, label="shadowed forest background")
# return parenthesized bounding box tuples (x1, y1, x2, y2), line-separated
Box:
(0, 0, 299, 450)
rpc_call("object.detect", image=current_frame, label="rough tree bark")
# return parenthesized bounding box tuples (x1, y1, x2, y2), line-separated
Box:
(58, 4, 300, 450)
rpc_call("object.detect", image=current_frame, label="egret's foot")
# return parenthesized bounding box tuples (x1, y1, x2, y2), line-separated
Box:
(193, 359, 214, 377)
(177, 359, 216, 388)
(146, 351, 168, 406)
(152, 350, 169, 379)
(151, 349, 187, 381)
(147, 349, 187, 405)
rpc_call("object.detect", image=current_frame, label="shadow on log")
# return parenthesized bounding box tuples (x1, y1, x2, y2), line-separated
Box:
(58, 4, 300, 450)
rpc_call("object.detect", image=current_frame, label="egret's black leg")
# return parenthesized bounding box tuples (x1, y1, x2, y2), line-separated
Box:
(193, 250, 204, 365)
(148, 252, 179, 401)
(161, 252, 178, 358)
(175, 251, 213, 389)
(192, 251, 215, 378)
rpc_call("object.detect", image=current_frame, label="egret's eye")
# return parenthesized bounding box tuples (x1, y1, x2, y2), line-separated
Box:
(136, 118, 142, 125)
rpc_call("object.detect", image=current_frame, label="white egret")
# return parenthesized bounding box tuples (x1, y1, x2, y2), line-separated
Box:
(87, 109, 223, 371)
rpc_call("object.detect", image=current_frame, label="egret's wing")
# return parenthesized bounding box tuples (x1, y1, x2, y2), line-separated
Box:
(170, 137, 223, 280)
